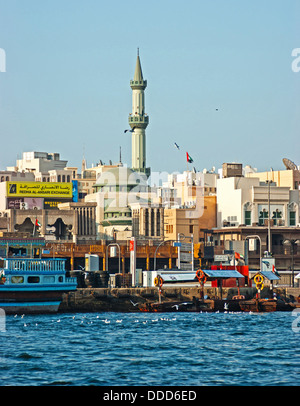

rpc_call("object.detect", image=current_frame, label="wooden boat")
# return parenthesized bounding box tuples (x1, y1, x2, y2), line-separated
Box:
(239, 298, 277, 312)
(0, 257, 77, 314)
(139, 299, 215, 313)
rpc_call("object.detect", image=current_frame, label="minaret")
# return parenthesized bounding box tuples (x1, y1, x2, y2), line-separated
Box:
(129, 50, 150, 177)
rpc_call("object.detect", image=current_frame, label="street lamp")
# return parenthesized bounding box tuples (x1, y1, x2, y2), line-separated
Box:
(283, 239, 300, 287)
(154, 239, 175, 271)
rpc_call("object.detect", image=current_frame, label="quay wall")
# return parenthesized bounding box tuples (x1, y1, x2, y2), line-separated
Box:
(59, 286, 300, 313)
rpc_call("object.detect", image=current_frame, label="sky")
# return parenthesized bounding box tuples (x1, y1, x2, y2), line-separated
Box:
(0, 0, 299, 175)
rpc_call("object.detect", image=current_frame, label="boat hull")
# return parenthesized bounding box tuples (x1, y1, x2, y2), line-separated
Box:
(239, 299, 277, 312)
(0, 301, 61, 314)
(0, 289, 72, 314)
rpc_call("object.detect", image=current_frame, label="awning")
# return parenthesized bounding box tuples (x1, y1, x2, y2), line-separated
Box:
(260, 271, 280, 281)
(158, 272, 196, 283)
(202, 269, 244, 279)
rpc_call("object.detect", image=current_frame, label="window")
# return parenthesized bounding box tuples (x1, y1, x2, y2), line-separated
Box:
(166, 225, 173, 234)
(11, 276, 24, 284)
(272, 210, 282, 225)
(259, 210, 268, 225)
(43, 276, 55, 284)
(290, 211, 296, 226)
(189, 225, 193, 234)
(245, 211, 251, 226)
(28, 276, 40, 283)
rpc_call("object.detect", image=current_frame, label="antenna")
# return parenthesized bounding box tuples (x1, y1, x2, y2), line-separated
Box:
(137, 47, 139, 56)
(282, 158, 298, 170)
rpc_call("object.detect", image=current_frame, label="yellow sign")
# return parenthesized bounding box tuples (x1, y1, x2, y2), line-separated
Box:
(6, 182, 73, 198)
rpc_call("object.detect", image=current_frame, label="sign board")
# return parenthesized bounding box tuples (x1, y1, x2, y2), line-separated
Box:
(180, 252, 193, 262)
(72, 180, 78, 202)
(214, 255, 229, 262)
(177, 235, 194, 271)
(44, 200, 60, 209)
(110, 246, 117, 257)
(261, 257, 275, 273)
(130, 237, 137, 286)
(7, 182, 72, 198)
(248, 238, 257, 251)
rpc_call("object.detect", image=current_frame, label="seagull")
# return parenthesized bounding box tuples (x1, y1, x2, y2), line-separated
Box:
(172, 305, 179, 310)
(130, 300, 138, 307)
(124, 127, 136, 133)
(224, 303, 229, 310)
(174, 142, 180, 150)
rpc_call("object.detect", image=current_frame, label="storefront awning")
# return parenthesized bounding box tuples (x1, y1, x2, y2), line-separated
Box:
(260, 271, 280, 281)
(203, 269, 244, 279)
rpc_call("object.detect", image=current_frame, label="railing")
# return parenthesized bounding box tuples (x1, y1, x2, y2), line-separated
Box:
(4, 258, 66, 271)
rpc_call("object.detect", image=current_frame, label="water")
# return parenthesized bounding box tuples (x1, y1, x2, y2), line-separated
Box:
(1, 311, 300, 386)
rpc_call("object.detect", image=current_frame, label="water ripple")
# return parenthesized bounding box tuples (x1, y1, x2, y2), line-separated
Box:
(1, 312, 299, 386)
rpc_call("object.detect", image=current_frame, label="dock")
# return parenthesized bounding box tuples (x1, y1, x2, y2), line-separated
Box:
(59, 286, 300, 313)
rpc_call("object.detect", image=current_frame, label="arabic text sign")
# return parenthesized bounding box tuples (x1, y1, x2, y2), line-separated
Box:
(6, 182, 73, 198)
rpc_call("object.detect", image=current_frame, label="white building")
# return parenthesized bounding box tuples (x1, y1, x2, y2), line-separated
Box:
(217, 176, 300, 228)
(9, 151, 68, 175)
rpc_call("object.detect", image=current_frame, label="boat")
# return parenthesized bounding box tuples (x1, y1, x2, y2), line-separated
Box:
(239, 298, 277, 312)
(0, 236, 77, 314)
(0, 257, 77, 314)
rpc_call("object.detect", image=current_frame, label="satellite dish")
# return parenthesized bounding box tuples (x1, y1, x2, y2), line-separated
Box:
(283, 158, 298, 170)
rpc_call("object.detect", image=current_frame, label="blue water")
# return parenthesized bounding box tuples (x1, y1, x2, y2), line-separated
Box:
(1, 311, 299, 386)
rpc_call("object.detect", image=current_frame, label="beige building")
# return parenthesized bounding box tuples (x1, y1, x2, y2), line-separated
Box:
(246, 168, 300, 191)
(3, 202, 97, 243)
(164, 194, 217, 242)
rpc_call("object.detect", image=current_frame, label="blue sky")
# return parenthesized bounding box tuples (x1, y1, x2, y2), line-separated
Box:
(0, 0, 299, 174)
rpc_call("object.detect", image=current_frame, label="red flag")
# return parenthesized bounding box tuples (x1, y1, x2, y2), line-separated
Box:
(186, 152, 193, 163)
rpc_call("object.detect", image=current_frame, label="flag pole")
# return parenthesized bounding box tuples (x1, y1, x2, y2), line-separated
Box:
(32, 217, 36, 237)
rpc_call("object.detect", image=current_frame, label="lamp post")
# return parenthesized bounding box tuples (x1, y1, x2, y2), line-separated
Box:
(283, 239, 300, 287)
(265, 180, 273, 254)
(154, 239, 175, 271)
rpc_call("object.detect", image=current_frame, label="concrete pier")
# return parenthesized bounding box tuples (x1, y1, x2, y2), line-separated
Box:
(59, 286, 300, 313)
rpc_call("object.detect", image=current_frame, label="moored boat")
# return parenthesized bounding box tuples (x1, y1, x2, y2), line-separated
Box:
(239, 298, 277, 312)
(0, 257, 77, 314)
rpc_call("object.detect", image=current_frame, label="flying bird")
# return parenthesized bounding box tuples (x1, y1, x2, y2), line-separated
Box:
(124, 127, 136, 133)
(174, 142, 180, 150)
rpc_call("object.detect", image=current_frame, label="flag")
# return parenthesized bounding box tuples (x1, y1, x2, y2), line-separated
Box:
(186, 152, 193, 163)
(272, 265, 280, 277)
(35, 219, 41, 227)
(235, 252, 244, 260)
